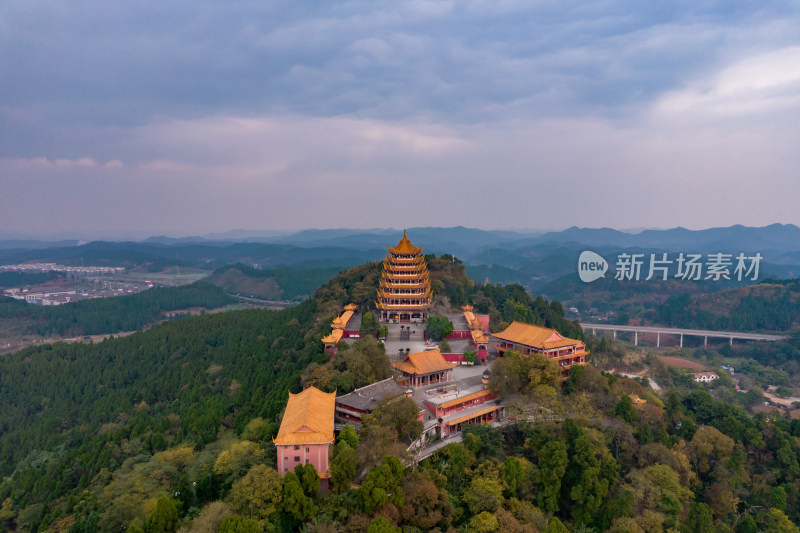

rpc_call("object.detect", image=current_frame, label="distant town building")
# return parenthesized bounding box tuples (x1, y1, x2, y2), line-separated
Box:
(274, 387, 336, 491)
(334, 377, 409, 425)
(491, 321, 589, 377)
(392, 348, 458, 387)
(693, 372, 719, 383)
(376, 231, 432, 323)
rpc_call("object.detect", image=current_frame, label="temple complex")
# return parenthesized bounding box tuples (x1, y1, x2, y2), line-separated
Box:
(376, 231, 432, 323)
(392, 348, 457, 387)
(462, 305, 490, 361)
(490, 321, 589, 377)
(274, 386, 336, 491)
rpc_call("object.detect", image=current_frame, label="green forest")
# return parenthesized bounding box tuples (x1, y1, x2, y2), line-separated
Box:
(0, 283, 232, 337)
(206, 264, 341, 301)
(0, 258, 798, 532)
(654, 280, 800, 332)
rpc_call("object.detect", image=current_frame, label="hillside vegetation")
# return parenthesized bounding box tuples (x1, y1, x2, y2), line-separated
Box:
(0, 283, 232, 337)
(205, 264, 340, 301)
(1, 257, 798, 532)
(654, 279, 800, 332)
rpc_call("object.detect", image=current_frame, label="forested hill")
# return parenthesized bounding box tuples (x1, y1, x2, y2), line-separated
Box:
(0, 300, 323, 531)
(0, 283, 232, 337)
(205, 263, 341, 301)
(654, 279, 800, 332)
(0, 256, 589, 532)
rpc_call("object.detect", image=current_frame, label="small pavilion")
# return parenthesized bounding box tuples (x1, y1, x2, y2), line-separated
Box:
(392, 348, 457, 387)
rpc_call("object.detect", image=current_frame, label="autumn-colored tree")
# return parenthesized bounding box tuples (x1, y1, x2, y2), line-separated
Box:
(469, 511, 500, 533)
(399, 471, 452, 530)
(228, 464, 283, 521)
(462, 476, 504, 515)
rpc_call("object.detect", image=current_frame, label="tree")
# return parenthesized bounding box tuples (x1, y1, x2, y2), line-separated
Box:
(462, 476, 504, 514)
(611, 396, 637, 423)
(469, 511, 500, 533)
(144, 498, 178, 533)
(569, 435, 615, 525)
(338, 425, 359, 449)
(295, 463, 321, 497)
(426, 316, 454, 341)
(360, 312, 379, 337)
(762, 508, 797, 533)
(330, 443, 358, 493)
(360, 456, 405, 514)
(282, 472, 317, 522)
(372, 394, 423, 442)
(229, 464, 283, 521)
(367, 516, 400, 533)
(399, 471, 452, 530)
(534, 439, 568, 514)
(501, 457, 525, 498)
(681, 502, 714, 533)
(218, 515, 260, 533)
(544, 517, 569, 533)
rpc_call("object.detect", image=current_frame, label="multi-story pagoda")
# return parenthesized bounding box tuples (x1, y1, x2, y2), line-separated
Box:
(376, 231, 432, 323)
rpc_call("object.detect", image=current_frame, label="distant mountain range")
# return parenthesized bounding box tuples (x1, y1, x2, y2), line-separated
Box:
(1, 224, 799, 292)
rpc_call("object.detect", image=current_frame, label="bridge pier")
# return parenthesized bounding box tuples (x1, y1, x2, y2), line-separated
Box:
(613, 330, 617, 339)
(680, 334, 683, 348)
(592, 328, 596, 335)
(704, 336, 707, 347)
(656, 332, 660, 348)
(730, 337, 733, 347)
(634, 331, 638, 346)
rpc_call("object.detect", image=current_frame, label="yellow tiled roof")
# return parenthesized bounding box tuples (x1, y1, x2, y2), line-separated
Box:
(492, 321, 583, 350)
(388, 230, 422, 255)
(344, 303, 358, 311)
(331, 310, 355, 330)
(322, 329, 343, 344)
(438, 389, 493, 410)
(471, 329, 489, 344)
(392, 348, 457, 375)
(274, 387, 336, 445)
(446, 405, 498, 426)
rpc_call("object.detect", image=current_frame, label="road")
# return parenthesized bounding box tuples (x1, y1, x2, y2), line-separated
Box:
(581, 322, 787, 345)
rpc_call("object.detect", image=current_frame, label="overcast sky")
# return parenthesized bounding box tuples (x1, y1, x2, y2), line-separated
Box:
(2, 1, 799, 238)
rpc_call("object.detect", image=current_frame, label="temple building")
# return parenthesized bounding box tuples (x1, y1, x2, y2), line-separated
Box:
(491, 321, 589, 377)
(322, 303, 359, 356)
(392, 348, 457, 387)
(376, 231, 432, 323)
(335, 377, 411, 425)
(274, 387, 336, 491)
(462, 305, 490, 362)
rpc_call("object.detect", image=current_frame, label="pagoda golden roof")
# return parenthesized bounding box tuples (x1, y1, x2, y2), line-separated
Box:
(388, 230, 422, 255)
(343, 303, 358, 311)
(274, 387, 336, 446)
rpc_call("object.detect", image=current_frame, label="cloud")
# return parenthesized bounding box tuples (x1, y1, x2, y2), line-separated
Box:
(2, 1, 800, 236)
(654, 46, 800, 119)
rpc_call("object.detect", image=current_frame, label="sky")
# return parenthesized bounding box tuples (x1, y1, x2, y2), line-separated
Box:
(1, 1, 799, 238)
